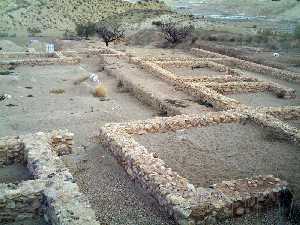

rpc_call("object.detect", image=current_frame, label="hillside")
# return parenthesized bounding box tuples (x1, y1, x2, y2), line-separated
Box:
(0, 0, 168, 34)
(169, 0, 300, 20)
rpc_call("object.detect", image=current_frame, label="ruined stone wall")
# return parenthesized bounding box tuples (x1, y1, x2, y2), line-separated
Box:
(0, 136, 25, 166)
(0, 52, 57, 59)
(136, 61, 246, 110)
(0, 51, 80, 66)
(0, 181, 45, 222)
(202, 81, 295, 98)
(105, 67, 182, 116)
(0, 57, 80, 66)
(176, 75, 258, 83)
(257, 106, 300, 120)
(191, 48, 300, 84)
(0, 131, 99, 225)
(98, 111, 290, 225)
(130, 56, 297, 109)
(247, 111, 300, 144)
(62, 47, 126, 57)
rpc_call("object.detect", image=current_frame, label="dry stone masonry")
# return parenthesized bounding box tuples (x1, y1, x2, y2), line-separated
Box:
(191, 48, 300, 84)
(0, 51, 80, 66)
(98, 111, 293, 225)
(98, 47, 300, 224)
(0, 130, 99, 225)
(1, 46, 299, 225)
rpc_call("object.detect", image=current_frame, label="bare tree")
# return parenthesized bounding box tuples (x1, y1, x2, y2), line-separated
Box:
(96, 22, 125, 47)
(159, 20, 194, 44)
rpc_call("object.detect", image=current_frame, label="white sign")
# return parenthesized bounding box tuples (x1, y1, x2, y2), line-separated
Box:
(46, 44, 55, 53)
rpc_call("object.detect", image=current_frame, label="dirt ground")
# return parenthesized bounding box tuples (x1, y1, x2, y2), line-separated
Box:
(0, 57, 175, 225)
(0, 164, 31, 184)
(1, 39, 300, 225)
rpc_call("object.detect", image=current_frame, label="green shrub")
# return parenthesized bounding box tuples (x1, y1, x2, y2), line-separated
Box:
(152, 20, 162, 27)
(75, 22, 96, 39)
(63, 29, 77, 40)
(27, 27, 42, 36)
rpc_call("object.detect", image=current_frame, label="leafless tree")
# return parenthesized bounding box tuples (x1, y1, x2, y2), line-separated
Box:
(96, 22, 125, 47)
(159, 20, 194, 44)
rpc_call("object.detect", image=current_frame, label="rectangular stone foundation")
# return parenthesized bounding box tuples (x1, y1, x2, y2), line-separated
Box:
(98, 111, 298, 225)
(191, 48, 300, 84)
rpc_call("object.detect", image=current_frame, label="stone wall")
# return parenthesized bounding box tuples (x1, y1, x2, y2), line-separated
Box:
(191, 48, 300, 84)
(201, 81, 296, 98)
(130, 56, 297, 110)
(0, 136, 25, 166)
(0, 52, 57, 59)
(0, 57, 80, 66)
(0, 51, 80, 66)
(62, 47, 126, 58)
(105, 67, 182, 116)
(0, 181, 45, 223)
(247, 111, 300, 144)
(0, 130, 99, 225)
(98, 111, 291, 225)
(257, 106, 300, 120)
(135, 60, 246, 110)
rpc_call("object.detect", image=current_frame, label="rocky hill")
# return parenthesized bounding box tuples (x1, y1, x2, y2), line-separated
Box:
(0, 0, 168, 34)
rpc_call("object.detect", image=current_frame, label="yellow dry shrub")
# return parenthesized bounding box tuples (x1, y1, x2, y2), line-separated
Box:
(94, 84, 107, 97)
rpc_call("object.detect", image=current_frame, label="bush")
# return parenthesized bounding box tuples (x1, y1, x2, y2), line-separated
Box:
(158, 20, 194, 44)
(63, 29, 77, 40)
(75, 22, 96, 39)
(27, 27, 42, 36)
(152, 20, 162, 27)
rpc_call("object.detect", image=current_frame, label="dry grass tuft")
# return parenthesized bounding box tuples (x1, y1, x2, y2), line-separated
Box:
(94, 84, 107, 97)
(50, 88, 65, 94)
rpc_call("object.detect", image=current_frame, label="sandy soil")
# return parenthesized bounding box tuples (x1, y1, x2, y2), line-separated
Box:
(134, 122, 300, 199)
(0, 58, 175, 225)
(228, 92, 300, 107)
(0, 164, 32, 184)
(166, 66, 227, 77)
